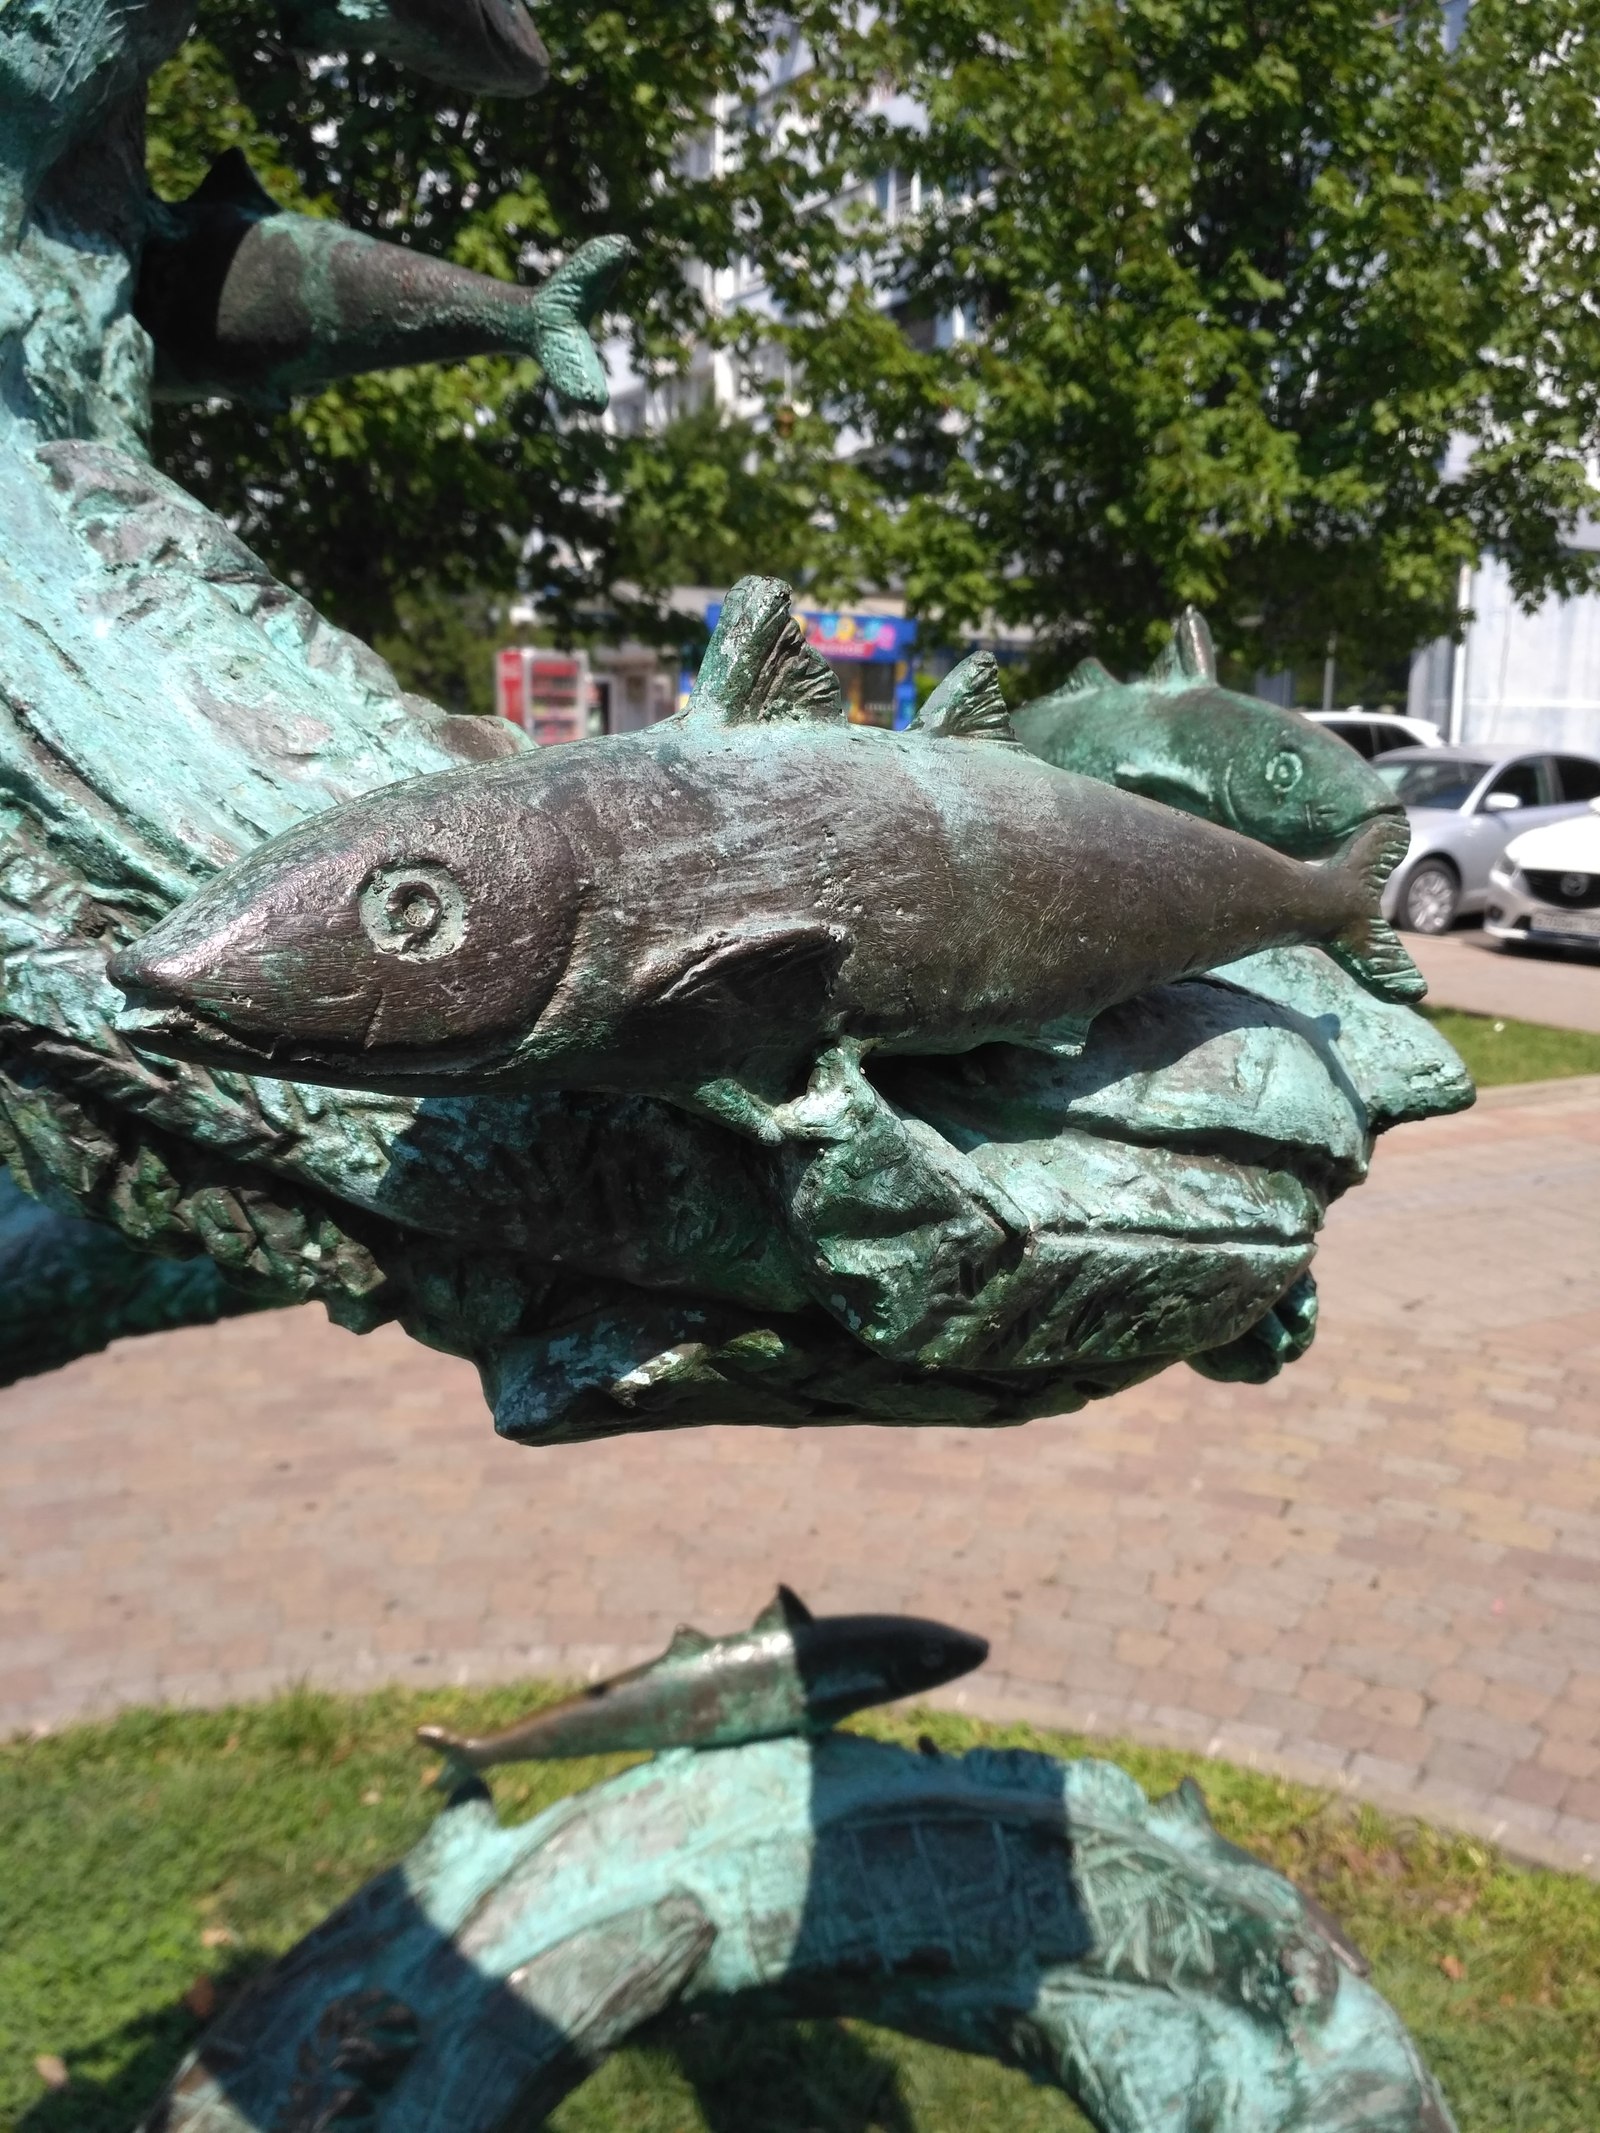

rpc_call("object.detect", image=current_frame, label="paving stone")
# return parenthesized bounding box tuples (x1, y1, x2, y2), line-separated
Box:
(1, 1074, 1598, 1874)
(1538, 1736, 1600, 1782)
(1356, 1685, 1426, 1729)
(1501, 1760, 1570, 1812)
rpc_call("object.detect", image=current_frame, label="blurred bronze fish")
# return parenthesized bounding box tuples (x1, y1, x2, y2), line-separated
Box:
(417, 1587, 990, 1767)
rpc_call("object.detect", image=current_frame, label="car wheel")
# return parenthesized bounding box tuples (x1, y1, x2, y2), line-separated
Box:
(1399, 859, 1459, 934)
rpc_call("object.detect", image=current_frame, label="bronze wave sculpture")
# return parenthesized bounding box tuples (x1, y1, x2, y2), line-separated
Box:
(140, 1590, 1457, 2133)
(1, 6, 1464, 2123)
(0, 0, 1470, 1439)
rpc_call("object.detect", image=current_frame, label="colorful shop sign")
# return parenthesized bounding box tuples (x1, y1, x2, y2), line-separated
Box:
(704, 605, 916, 663)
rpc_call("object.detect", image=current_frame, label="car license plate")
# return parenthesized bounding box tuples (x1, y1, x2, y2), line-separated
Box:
(1533, 908, 1600, 939)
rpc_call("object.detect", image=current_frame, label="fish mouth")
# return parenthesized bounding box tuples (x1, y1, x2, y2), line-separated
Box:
(115, 998, 287, 1074)
(114, 988, 526, 1095)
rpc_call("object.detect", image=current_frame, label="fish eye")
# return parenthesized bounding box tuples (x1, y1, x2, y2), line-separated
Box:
(1265, 747, 1304, 795)
(358, 862, 468, 960)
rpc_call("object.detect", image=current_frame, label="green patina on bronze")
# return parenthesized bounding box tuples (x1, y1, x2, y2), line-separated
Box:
(139, 149, 628, 411)
(140, 1723, 1458, 2133)
(0, 6, 1469, 2123)
(1012, 607, 1402, 859)
(0, 3, 1473, 1445)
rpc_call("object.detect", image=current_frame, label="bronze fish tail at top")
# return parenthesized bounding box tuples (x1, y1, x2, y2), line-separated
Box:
(109, 576, 1424, 1145)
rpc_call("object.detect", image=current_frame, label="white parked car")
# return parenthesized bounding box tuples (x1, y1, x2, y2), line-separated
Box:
(1306, 710, 1441, 759)
(1372, 746, 1600, 933)
(1486, 800, 1600, 954)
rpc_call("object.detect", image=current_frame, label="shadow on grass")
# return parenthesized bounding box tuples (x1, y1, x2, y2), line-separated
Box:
(17, 1952, 274, 2133)
(642, 2010, 917, 2133)
(18, 1981, 916, 2133)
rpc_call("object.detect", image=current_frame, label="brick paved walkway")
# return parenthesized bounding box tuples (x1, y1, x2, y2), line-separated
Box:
(3, 1078, 1598, 1871)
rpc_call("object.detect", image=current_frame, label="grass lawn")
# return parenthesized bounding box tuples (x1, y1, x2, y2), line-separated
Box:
(1419, 1004, 1600, 1087)
(3, 1688, 1598, 2133)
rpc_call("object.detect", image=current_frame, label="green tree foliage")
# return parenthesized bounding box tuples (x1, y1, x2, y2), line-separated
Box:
(143, 0, 835, 651)
(147, 2, 1600, 691)
(756, 0, 1600, 679)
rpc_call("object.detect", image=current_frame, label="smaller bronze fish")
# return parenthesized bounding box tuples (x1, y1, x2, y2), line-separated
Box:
(140, 151, 628, 414)
(1011, 609, 1402, 859)
(417, 1587, 988, 1769)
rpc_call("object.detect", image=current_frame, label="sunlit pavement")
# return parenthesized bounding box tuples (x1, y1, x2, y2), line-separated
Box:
(2, 1076, 1598, 1873)
(1410, 924, 1600, 1034)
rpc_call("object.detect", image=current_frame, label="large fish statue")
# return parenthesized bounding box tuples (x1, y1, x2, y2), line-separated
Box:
(110, 576, 1423, 1144)
(416, 1586, 989, 1767)
(1011, 608, 1402, 859)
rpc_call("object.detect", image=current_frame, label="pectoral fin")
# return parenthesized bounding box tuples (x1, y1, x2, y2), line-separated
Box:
(636, 922, 852, 1140)
(643, 919, 850, 1027)
(680, 1077, 786, 1144)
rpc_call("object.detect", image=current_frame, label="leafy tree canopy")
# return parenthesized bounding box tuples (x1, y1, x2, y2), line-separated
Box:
(143, 0, 846, 679)
(755, 0, 1600, 679)
(146, 0, 1600, 695)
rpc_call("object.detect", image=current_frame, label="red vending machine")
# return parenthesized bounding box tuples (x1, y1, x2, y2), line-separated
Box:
(495, 649, 593, 744)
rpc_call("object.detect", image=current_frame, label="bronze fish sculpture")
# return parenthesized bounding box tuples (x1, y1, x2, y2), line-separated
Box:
(140, 150, 629, 414)
(416, 1586, 989, 1768)
(1011, 608, 1402, 859)
(111, 576, 1423, 1143)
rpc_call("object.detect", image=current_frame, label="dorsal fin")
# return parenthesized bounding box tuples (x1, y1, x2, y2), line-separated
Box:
(187, 147, 281, 220)
(665, 1623, 713, 1658)
(914, 652, 1017, 744)
(1147, 607, 1217, 687)
(681, 577, 844, 728)
(1064, 656, 1117, 697)
(752, 1584, 814, 1633)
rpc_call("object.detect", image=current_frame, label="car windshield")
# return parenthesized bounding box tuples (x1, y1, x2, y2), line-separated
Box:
(1375, 759, 1491, 809)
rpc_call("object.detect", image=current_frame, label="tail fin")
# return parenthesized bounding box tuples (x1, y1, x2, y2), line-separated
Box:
(1324, 815, 1427, 1003)
(526, 234, 633, 411)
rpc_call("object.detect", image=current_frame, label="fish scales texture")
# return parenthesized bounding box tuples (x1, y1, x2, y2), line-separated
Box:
(110, 712, 1418, 1109)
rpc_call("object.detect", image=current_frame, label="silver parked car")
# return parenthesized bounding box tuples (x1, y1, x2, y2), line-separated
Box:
(1373, 746, 1600, 933)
